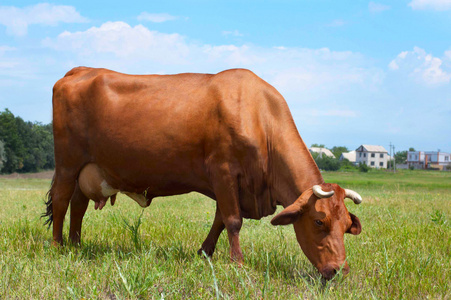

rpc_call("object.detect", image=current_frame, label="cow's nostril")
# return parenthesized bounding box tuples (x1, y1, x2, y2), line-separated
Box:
(321, 264, 341, 280)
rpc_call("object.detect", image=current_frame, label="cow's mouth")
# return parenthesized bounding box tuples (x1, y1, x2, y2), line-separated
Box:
(319, 263, 350, 280)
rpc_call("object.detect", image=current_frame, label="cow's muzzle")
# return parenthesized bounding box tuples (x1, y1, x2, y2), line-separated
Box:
(320, 263, 349, 280)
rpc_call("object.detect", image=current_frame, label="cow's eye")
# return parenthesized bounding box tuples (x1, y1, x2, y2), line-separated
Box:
(315, 220, 323, 226)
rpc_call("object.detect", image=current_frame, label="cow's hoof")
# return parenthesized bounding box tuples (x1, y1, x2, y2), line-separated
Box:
(51, 240, 63, 247)
(197, 248, 214, 258)
(230, 256, 244, 267)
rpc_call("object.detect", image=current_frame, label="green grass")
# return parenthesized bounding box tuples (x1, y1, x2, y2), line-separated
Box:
(0, 170, 450, 299)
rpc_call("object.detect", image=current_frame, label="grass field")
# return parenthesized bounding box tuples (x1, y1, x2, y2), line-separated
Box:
(0, 170, 449, 299)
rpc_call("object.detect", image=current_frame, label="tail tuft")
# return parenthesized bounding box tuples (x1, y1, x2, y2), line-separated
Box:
(41, 177, 54, 229)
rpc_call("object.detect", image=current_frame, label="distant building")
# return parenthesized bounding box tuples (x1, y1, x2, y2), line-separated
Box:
(407, 151, 450, 169)
(406, 151, 425, 169)
(309, 147, 335, 158)
(355, 145, 389, 168)
(339, 150, 357, 165)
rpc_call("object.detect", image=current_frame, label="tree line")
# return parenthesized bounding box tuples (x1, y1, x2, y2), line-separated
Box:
(0, 109, 54, 174)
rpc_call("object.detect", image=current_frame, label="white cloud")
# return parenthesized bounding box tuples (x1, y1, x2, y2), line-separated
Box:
(0, 45, 37, 84)
(43, 21, 366, 70)
(41, 21, 382, 114)
(0, 46, 17, 70)
(202, 45, 266, 66)
(408, 0, 451, 10)
(388, 60, 399, 70)
(43, 22, 190, 64)
(368, 2, 391, 13)
(137, 12, 178, 23)
(419, 55, 450, 84)
(0, 46, 15, 54)
(389, 47, 451, 85)
(444, 50, 451, 60)
(0, 3, 88, 36)
(222, 30, 244, 37)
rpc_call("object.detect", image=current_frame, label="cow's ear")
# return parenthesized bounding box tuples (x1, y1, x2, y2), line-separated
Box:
(346, 213, 362, 235)
(271, 202, 303, 226)
(271, 189, 314, 226)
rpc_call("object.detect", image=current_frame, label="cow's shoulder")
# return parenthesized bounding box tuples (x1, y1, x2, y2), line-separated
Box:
(210, 68, 287, 115)
(212, 68, 281, 99)
(213, 68, 260, 83)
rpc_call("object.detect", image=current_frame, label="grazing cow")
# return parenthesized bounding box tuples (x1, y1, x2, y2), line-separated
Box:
(43, 67, 362, 280)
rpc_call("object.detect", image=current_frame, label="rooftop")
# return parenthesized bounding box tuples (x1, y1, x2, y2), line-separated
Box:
(357, 145, 388, 153)
(340, 150, 356, 162)
(309, 147, 335, 158)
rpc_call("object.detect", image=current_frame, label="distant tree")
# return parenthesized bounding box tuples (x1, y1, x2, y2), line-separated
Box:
(409, 147, 415, 151)
(314, 155, 341, 171)
(0, 109, 26, 173)
(21, 122, 54, 172)
(395, 151, 407, 164)
(331, 146, 349, 159)
(310, 151, 319, 160)
(0, 140, 5, 169)
(358, 162, 369, 172)
(0, 109, 54, 173)
(41, 123, 55, 170)
(387, 159, 394, 169)
(311, 143, 326, 148)
(339, 158, 356, 170)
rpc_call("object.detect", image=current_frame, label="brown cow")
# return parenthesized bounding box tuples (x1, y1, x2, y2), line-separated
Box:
(43, 67, 362, 280)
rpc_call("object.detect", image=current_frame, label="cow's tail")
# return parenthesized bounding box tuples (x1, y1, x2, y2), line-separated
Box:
(41, 176, 55, 229)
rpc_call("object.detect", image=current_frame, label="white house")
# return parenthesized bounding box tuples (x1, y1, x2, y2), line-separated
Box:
(407, 151, 450, 169)
(355, 145, 389, 168)
(406, 151, 425, 169)
(309, 147, 335, 158)
(339, 150, 357, 165)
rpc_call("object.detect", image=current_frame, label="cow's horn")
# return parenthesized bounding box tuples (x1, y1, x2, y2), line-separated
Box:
(312, 185, 334, 198)
(344, 189, 362, 204)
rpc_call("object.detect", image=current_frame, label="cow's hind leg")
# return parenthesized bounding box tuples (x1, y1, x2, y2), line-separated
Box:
(198, 204, 225, 257)
(49, 171, 78, 246)
(69, 182, 89, 245)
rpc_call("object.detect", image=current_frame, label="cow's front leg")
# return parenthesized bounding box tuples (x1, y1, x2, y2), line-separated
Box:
(223, 214, 243, 263)
(211, 164, 243, 263)
(198, 204, 225, 257)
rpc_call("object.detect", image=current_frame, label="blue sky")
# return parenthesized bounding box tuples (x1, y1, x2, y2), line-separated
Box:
(0, 0, 450, 152)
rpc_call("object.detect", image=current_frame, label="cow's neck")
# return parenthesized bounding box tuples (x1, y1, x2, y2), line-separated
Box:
(268, 125, 324, 208)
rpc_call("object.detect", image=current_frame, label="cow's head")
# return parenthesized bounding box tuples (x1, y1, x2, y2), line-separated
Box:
(271, 183, 362, 280)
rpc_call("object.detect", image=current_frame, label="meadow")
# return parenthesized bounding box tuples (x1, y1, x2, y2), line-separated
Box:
(0, 170, 449, 299)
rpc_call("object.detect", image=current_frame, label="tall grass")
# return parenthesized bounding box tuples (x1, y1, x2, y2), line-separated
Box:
(0, 170, 449, 299)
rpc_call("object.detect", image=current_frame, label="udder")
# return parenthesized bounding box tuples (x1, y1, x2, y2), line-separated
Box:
(78, 163, 150, 210)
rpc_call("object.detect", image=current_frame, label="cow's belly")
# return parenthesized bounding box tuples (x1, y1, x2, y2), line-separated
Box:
(78, 163, 150, 208)
(89, 141, 212, 198)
